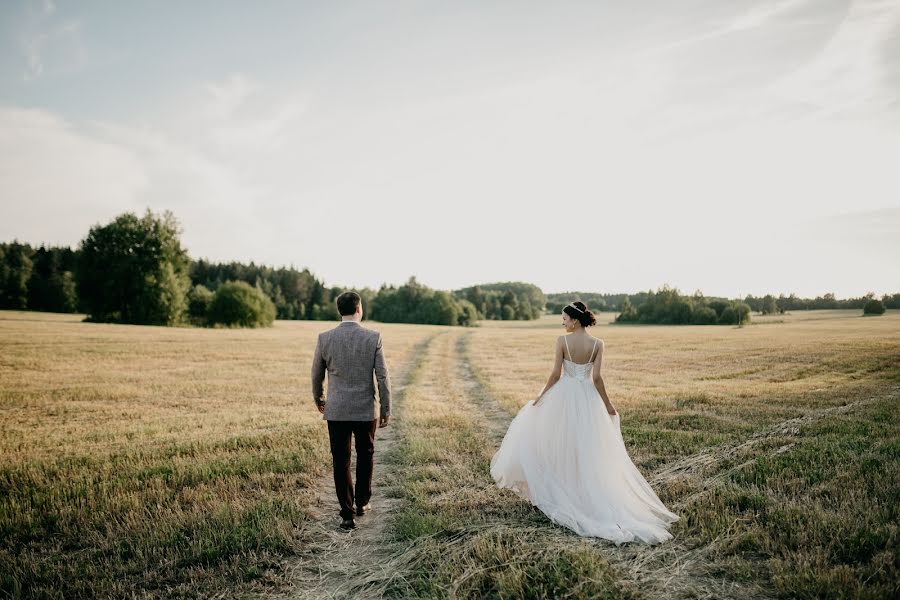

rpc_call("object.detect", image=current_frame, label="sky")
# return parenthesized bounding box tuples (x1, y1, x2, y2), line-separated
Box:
(1, 0, 898, 299)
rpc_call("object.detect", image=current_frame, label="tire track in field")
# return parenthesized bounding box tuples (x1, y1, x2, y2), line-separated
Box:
(327, 328, 538, 598)
(289, 329, 464, 598)
(650, 388, 899, 508)
(455, 332, 512, 445)
(262, 332, 442, 600)
(600, 393, 899, 600)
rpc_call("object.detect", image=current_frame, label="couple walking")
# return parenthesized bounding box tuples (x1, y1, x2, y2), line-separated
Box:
(311, 291, 678, 542)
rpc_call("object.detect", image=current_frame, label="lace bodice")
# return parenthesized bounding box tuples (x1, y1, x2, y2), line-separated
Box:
(563, 358, 594, 381)
(561, 336, 598, 381)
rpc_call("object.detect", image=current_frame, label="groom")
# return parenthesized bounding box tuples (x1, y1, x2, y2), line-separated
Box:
(311, 291, 391, 530)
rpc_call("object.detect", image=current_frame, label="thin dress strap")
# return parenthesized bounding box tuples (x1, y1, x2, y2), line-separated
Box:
(563, 336, 571, 362)
(587, 339, 599, 363)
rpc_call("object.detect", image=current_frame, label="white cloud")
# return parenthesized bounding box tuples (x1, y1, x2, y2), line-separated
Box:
(19, 5, 86, 82)
(206, 74, 261, 120)
(726, 0, 812, 33)
(0, 107, 147, 245)
(21, 20, 88, 81)
(82, 121, 277, 262)
(765, 0, 900, 118)
(203, 76, 307, 154)
(644, 0, 815, 55)
(0, 105, 277, 262)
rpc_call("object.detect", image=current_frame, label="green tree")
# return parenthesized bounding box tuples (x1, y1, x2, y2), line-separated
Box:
(718, 302, 752, 325)
(26, 245, 79, 313)
(736, 302, 752, 326)
(612, 286, 750, 326)
(616, 296, 638, 322)
(718, 305, 737, 325)
(187, 284, 214, 324)
(76, 209, 191, 325)
(0, 242, 34, 309)
(456, 299, 480, 326)
(454, 282, 545, 320)
(692, 306, 718, 324)
(369, 277, 476, 326)
(863, 299, 886, 315)
(207, 281, 276, 327)
(882, 293, 900, 309)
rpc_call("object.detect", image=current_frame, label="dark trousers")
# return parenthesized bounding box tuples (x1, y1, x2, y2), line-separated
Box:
(327, 419, 377, 520)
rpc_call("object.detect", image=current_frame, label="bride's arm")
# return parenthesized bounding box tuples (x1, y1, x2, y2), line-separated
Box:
(591, 341, 617, 415)
(533, 337, 564, 406)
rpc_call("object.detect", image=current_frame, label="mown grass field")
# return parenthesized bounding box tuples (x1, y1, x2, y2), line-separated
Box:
(1, 309, 898, 598)
(0, 311, 437, 598)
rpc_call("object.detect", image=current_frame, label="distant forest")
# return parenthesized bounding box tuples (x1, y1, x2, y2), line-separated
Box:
(547, 291, 900, 314)
(0, 211, 550, 327)
(2, 209, 898, 328)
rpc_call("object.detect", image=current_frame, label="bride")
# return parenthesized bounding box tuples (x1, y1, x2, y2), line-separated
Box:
(490, 301, 679, 544)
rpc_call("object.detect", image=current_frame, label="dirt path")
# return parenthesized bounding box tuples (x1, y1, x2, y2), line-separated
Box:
(455, 333, 511, 444)
(260, 333, 440, 600)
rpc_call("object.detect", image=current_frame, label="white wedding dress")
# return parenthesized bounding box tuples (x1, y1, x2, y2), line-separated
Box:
(490, 337, 679, 544)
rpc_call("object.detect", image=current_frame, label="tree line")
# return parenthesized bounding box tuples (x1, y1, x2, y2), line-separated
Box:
(546, 292, 651, 313)
(0, 242, 78, 313)
(190, 259, 340, 321)
(1, 210, 546, 327)
(2, 209, 896, 327)
(368, 277, 478, 326)
(454, 282, 545, 320)
(548, 291, 900, 316)
(742, 292, 900, 314)
(613, 286, 752, 326)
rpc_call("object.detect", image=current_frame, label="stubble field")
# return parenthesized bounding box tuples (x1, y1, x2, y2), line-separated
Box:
(1, 309, 897, 598)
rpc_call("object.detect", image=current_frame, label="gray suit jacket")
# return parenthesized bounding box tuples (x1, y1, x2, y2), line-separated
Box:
(311, 321, 391, 421)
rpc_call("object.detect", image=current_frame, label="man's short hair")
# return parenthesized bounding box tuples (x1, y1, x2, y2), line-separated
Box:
(336, 291, 361, 316)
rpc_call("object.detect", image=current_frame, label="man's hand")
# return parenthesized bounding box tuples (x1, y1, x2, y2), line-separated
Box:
(317, 402, 325, 414)
(379, 415, 390, 428)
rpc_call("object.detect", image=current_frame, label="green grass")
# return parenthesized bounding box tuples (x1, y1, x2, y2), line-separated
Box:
(712, 396, 899, 598)
(0, 427, 322, 597)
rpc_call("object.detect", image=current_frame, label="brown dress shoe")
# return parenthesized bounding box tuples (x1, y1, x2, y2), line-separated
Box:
(356, 502, 372, 517)
(340, 517, 357, 530)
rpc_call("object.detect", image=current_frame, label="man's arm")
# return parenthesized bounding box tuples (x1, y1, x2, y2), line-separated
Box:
(311, 334, 326, 411)
(374, 332, 391, 420)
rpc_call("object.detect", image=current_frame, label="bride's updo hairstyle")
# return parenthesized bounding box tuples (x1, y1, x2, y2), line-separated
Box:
(563, 300, 597, 327)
